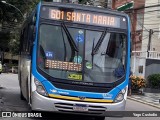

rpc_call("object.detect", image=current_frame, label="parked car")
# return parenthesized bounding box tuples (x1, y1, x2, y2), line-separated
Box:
(10, 66, 18, 74)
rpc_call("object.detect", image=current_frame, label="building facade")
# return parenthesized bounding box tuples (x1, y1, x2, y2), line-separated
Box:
(112, 0, 160, 79)
(140, 0, 160, 78)
(112, 0, 145, 76)
(112, 0, 145, 51)
(142, 0, 160, 53)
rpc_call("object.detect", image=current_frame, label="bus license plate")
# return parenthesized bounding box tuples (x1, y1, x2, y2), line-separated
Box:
(73, 104, 88, 111)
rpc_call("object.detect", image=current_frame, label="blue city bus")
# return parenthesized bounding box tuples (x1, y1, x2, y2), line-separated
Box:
(19, 1, 130, 120)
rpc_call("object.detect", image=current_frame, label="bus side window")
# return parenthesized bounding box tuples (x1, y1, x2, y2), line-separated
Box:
(22, 27, 28, 53)
(29, 12, 37, 56)
(21, 24, 33, 55)
(26, 26, 30, 53)
(20, 30, 24, 52)
(28, 25, 35, 55)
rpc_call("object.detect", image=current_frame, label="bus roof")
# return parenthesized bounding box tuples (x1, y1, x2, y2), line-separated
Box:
(21, 2, 129, 31)
(41, 2, 128, 18)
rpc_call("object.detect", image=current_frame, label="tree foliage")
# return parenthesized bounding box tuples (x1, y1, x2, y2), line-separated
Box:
(0, 0, 39, 56)
(0, 0, 39, 23)
(0, 31, 10, 51)
(0, 0, 108, 58)
(147, 74, 160, 89)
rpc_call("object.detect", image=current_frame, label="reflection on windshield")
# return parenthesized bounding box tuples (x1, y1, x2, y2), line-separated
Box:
(84, 31, 126, 83)
(38, 24, 126, 83)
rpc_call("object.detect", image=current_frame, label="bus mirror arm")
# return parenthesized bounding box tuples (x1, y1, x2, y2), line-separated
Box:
(29, 25, 36, 45)
(29, 41, 35, 56)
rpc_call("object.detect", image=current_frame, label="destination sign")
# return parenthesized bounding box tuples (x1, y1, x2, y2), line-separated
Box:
(45, 59, 82, 71)
(40, 6, 125, 28)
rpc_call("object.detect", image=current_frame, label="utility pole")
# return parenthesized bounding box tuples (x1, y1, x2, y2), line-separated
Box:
(147, 29, 153, 57)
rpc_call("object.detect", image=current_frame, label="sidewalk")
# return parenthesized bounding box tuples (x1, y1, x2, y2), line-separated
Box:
(127, 92, 160, 109)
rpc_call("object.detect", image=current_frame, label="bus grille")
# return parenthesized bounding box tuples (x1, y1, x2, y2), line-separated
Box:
(54, 103, 106, 114)
(51, 81, 113, 93)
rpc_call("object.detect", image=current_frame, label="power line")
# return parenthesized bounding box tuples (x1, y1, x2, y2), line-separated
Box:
(132, 1, 159, 5)
(142, 36, 149, 41)
(143, 23, 160, 25)
(140, 17, 160, 20)
(128, 9, 160, 15)
(139, 14, 160, 18)
(129, 11, 159, 50)
(126, 4, 160, 12)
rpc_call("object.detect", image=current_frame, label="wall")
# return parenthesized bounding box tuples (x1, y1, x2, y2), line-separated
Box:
(112, 0, 145, 51)
(142, 0, 160, 53)
(145, 59, 160, 79)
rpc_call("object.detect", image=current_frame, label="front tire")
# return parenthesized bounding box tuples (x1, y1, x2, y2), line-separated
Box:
(94, 116, 105, 120)
(20, 90, 26, 100)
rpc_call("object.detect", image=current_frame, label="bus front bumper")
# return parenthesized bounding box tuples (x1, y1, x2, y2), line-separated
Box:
(31, 91, 126, 116)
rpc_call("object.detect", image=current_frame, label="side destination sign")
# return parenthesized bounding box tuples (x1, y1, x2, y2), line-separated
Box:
(41, 6, 127, 28)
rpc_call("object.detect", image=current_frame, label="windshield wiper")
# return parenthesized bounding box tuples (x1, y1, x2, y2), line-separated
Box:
(61, 26, 67, 61)
(92, 28, 108, 55)
(61, 23, 78, 52)
(91, 38, 95, 69)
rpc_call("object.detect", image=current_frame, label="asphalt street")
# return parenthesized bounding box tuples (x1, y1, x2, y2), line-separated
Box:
(0, 73, 160, 120)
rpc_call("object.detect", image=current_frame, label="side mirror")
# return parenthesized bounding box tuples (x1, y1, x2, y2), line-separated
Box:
(29, 25, 36, 43)
(32, 15, 36, 24)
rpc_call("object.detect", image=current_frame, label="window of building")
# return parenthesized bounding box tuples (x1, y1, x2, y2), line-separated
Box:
(138, 66, 143, 73)
(136, 13, 143, 30)
(107, 0, 112, 8)
(158, 24, 160, 39)
(158, 0, 160, 17)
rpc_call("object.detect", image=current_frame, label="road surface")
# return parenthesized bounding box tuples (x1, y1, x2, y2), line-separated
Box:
(0, 73, 159, 120)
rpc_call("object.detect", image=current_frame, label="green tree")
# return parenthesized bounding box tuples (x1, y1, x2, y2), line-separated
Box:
(0, 31, 10, 63)
(0, 31, 10, 51)
(0, 0, 39, 63)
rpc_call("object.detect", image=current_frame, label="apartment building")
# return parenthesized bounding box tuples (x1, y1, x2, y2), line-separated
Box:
(112, 0, 145, 76)
(112, 0, 145, 51)
(142, 0, 160, 53)
(140, 0, 160, 78)
(112, 0, 160, 79)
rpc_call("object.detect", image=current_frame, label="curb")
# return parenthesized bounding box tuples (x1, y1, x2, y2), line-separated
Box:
(127, 96, 160, 109)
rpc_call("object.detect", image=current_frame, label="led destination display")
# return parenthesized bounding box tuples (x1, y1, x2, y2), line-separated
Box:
(45, 59, 82, 71)
(40, 6, 127, 28)
(49, 9, 118, 27)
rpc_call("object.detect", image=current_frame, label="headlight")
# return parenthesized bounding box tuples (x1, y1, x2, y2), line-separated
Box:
(115, 93, 124, 102)
(34, 78, 48, 96)
(114, 88, 126, 103)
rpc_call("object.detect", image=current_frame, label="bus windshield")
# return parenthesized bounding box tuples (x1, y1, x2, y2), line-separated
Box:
(37, 24, 127, 83)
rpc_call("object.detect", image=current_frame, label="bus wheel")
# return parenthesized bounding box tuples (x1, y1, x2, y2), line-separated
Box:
(94, 116, 105, 120)
(20, 90, 26, 100)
